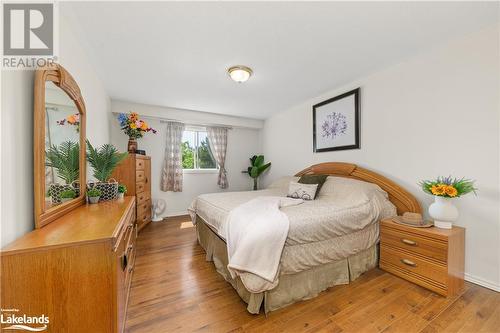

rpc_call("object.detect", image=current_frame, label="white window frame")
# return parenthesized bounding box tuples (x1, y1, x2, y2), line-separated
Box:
(182, 127, 218, 174)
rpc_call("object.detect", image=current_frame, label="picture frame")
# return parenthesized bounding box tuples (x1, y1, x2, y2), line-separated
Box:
(313, 88, 360, 152)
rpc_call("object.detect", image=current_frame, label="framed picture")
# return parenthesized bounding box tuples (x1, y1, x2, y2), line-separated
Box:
(313, 88, 360, 152)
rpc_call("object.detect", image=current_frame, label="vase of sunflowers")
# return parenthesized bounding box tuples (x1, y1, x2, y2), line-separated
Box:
(117, 112, 157, 153)
(420, 176, 477, 229)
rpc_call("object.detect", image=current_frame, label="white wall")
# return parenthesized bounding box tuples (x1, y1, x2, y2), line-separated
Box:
(110, 100, 263, 217)
(0, 15, 111, 247)
(262, 25, 500, 290)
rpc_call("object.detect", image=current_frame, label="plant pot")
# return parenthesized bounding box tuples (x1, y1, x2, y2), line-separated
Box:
(117, 193, 124, 199)
(48, 184, 73, 205)
(429, 196, 458, 229)
(88, 179, 119, 202)
(88, 196, 100, 204)
(128, 139, 137, 153)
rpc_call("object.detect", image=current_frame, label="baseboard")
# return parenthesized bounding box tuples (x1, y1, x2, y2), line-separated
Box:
(465, 273, 500, 292)
(165, 211, 189, 218)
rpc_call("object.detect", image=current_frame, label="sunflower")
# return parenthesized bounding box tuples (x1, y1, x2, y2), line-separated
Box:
(445, 186, 458, 197)
(431, 184, 446, 196)
(130, 122, 137, 129)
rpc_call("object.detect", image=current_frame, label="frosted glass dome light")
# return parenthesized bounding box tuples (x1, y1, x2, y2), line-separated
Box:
(228, 66, 253, 83)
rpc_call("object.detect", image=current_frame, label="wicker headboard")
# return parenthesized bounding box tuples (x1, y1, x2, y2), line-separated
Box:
(295, 162, 421, 215)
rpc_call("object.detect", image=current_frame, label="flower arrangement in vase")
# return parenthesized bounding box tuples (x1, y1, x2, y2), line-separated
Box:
(420, 176, 477, 229)
(117, 112, 157, 153)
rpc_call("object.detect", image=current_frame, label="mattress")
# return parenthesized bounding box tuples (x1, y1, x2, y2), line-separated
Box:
(188, 176, 396, 290)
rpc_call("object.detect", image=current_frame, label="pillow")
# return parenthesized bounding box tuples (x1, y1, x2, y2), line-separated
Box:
(298, 174, 328, 199)
(287, 182, 318, 201)
(267, 176, 299, 190)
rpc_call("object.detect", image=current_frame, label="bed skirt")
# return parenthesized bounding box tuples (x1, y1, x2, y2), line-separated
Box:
(195, 216, 378, 314)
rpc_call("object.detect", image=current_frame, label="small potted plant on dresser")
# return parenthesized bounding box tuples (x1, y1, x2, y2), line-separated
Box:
(60, 188, 76, 203)
(87, 188, 102, 204)
(117, 184, 127, 199)
(86, 140, 128, 201)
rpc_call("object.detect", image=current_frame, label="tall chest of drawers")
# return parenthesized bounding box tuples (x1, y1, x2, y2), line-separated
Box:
(112, 154, 152, 231)
(380, 219, 465, 297)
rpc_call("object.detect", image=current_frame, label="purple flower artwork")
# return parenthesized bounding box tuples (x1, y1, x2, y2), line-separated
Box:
(321, 112, 347, 140)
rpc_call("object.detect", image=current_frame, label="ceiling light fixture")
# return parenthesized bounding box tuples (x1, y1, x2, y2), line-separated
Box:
(227, 65, 253, 83)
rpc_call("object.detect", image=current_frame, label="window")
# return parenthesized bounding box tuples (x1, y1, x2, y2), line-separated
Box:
(182, 129, 217, 170)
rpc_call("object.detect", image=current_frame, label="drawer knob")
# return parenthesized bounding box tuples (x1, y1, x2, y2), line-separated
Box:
(128, 244, 133, 251)
(400, 258, 417, 267)
(401, 238, 417, 246)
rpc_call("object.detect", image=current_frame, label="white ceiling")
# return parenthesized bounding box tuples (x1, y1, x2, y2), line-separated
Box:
(63, 1, 498, 120)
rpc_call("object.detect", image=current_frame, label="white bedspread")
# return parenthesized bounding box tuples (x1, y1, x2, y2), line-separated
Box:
(225, 196, 303, 291)
(188, 176, 397, 292)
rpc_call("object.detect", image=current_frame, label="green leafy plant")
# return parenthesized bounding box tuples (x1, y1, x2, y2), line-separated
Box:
(419, 176, 477, 198)
(247, 155, 271, 190)
(60, 188, 76, 199)
(118, 184, 127, 194)
(86, 140, 128, 182)
(87, 188, 102, 197)
(45, 141, 80, 184)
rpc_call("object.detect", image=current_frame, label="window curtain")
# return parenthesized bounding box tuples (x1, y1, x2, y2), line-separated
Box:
(161, 122, 185, 192)
(207, 127, 229, 189)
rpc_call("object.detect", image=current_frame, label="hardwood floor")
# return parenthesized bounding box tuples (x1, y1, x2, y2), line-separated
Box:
(125, 216, 500, 333)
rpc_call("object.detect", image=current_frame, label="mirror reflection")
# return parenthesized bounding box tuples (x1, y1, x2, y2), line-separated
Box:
(44, 81, 80, 209)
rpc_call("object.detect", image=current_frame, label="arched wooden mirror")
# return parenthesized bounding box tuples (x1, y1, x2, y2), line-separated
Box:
(34, 64, 86, 228)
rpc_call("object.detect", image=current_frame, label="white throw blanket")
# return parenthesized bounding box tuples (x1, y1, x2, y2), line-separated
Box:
(221, 196, 303, 291)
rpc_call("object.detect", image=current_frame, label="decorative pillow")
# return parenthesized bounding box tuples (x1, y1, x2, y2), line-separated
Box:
(298, 174, 328, 199)
(287, 182, 318, 201)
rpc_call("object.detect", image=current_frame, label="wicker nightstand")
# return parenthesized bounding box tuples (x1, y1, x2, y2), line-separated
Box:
(379, 219, 465, 297)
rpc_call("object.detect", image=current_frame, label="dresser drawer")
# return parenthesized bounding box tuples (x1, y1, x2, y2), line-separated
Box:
(136, 170, 145, 183)
(381, 227, 448, 263)
(136, 158, 145, 170)
(380, 245, 448, 287)
(137, 199, 151, 221)
(136, 191, 150, 205)
(136, 181, 145, 194)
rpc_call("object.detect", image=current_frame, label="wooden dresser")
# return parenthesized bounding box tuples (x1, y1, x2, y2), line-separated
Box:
(380, 219, 465, 297)
(1, 198, 137, 333)
(112, 154, 152, 231)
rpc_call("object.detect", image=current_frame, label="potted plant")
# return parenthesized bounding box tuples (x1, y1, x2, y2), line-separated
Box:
(45, 140, 80, 203)
(87, 188, 102, 204)
(420, 176, 477, 229)
(118, 184, 127, 199)
(247, 155, 271, 190)
(60, 188, 76, 203)
(117, 112, 157, 153)
(86, 140, 128, 201)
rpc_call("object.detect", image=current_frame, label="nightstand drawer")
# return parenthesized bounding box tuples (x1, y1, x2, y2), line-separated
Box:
(380, 245, 448, 287)
(381, 227, 447, 263)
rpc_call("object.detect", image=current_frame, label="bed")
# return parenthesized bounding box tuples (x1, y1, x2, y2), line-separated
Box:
(189, 162, 421, 314)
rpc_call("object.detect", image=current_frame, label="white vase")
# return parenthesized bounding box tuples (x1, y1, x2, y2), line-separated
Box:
(428, 196, 459, 229)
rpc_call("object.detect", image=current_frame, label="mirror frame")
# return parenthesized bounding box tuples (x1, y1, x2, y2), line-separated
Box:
(34, 64, 87, 228)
